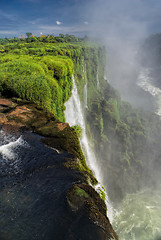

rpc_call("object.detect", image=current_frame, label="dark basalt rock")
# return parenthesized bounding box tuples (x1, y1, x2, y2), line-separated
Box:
(0, 97, 118, 240)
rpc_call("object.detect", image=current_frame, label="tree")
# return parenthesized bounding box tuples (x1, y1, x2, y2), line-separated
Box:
(26, 32, 32, 38)
(59, 34, 65, 38)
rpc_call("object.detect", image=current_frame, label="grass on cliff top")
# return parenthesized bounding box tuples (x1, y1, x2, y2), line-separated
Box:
(0, 54, 73, 121)
(0, 39, 104, 122)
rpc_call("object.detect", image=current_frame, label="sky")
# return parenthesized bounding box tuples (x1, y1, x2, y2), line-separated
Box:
(0, 0, 161, 38)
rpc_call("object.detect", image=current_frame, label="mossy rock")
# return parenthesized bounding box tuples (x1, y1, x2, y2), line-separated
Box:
(67, 183, 106, 215)
(66, 183, 118, 240)
(67, 185, 90, 211)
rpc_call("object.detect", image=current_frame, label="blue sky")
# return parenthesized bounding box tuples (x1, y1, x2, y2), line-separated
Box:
(0, 0, 161, 38)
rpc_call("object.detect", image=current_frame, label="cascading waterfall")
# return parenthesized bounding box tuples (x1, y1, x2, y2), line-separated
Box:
(65, 76, 113, 221)
(96, 68, 100, 89)
(137, 68, 161, 116)
(83, 63, 88, 109)
(83, 83, 88, 109)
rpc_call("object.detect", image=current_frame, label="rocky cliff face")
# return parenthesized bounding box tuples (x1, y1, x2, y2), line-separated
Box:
(0, 98, 118, 240)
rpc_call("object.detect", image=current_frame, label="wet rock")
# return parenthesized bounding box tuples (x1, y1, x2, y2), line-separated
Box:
(0, 97, 118, 240)
(0, 99, 17, 113)
(66, 184, 118, 240)
(0, 99, 16, 108)
(0, 113, 8, 124)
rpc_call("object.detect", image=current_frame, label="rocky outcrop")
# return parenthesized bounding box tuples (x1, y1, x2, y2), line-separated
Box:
(0, 97, 118, 240)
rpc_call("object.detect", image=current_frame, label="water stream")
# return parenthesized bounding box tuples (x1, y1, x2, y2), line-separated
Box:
(112, 67, 161, 240)
(0, 130, 86, 239)
(65, 76, 113, 221)
(96, 68, 100, 89)
(137, 68, 161, 116)
(113, 189, 161, 240)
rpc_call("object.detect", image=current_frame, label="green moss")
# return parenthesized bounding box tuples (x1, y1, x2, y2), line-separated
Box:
(99, 187, 106, 201)
(74, 187, 89, 198)
(38, 123, 98, 185)
(71, 125, 82, 138)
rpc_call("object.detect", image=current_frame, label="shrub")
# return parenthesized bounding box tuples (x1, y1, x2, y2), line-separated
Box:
(71, 125, 83, 138)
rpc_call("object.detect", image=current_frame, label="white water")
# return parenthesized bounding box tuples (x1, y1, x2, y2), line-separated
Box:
(83, 63, 88, 108)
(65, 76, 113, 221)
(113, 189, 161, 240)
(96, 68, 100, 89)
(83, 83, 88, 109)
(0, 135, 24, 160)
(137, 68, 161, 116)
(112, 67, 161, 239)
(0, 130, 28, 174)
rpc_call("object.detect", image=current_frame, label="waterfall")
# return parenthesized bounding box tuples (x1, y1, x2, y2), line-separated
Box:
(65, 76, 113, 221)
(83, 83, 88, 109)
(96, 68, 100, 89)
(83, 63, 88, 108)
(137, 68, 161, 116)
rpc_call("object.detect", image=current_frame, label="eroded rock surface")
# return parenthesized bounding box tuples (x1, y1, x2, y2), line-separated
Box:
(0, 97, 118, 240)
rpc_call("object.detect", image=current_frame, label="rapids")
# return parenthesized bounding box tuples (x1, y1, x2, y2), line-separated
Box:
(137, 68, 161, 116)
(113, 189, 161, 240)
(112, 67, 161, 240)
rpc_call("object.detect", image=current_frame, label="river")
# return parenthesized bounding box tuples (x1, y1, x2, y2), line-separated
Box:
(113, 67, 161, 240)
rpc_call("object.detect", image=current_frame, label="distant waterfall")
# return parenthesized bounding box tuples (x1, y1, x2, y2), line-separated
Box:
(83, 83, 88, 109)
(65, 76, 113, 221)
(137, 68, 161, 116)
(83, 63, 88, 108)
(96, 68, 100, 89)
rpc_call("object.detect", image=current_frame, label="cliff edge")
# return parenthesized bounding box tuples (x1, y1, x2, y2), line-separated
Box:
(0, 97, 118, 240)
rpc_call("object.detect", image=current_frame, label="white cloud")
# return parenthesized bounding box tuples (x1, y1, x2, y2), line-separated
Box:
(56, 21, 62, 25)
(84, 21, 89, 25)
(0, 30, 18, 35)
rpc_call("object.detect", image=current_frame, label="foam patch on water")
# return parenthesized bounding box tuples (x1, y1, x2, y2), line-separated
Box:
(0, 131, 29, 174)
(113, 189, 161, 240)
(0, 136, 25, 160)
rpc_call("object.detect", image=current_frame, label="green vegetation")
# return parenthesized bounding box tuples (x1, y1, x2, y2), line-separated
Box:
(98, 185, 106, 201)
(2, 33, 160, 206)
(71, 125, 82, 138)
(74, 187, 89, 198)
(0, 55, 73, 121)
(86, 80, 161, 203)
(0, 35, 105, 122)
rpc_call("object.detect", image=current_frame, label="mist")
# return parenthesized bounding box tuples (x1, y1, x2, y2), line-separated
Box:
(83, 0, 161, 192)
(80, 0, 161, 110)
(77, 1, 161, 238)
